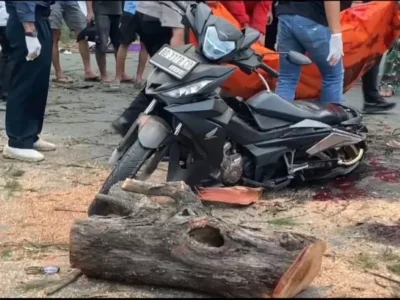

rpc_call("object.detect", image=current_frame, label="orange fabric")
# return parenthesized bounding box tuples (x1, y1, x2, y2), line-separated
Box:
(189, 1, 400, 100)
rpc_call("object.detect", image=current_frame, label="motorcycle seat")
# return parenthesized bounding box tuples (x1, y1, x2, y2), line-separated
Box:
(247, 91, 348, 125)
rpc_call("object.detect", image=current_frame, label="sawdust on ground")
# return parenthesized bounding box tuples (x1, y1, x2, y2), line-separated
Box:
(1, 165, 400, 298)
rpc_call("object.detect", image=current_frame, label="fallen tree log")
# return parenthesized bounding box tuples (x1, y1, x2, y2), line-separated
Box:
(70, 179, 326, 298)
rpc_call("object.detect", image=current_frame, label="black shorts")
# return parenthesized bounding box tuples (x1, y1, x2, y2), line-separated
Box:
(119, 11, 138, 46)
(136, 11, 172, 57)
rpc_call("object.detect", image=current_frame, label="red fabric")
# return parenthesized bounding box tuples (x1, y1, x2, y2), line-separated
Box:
(220, 1, 272, 34)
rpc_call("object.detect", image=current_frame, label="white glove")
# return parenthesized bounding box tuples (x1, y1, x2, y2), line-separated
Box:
(25, 36, 42, 61)
(326, 33, 343, 66)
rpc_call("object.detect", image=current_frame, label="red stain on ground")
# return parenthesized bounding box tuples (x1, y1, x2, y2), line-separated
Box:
(374, 170, 400, 183)
(313, 177, 366, 201)
(313, 156, 400, 201)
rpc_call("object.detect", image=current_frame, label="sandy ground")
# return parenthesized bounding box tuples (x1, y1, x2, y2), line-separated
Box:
(0, 51, 399, 298)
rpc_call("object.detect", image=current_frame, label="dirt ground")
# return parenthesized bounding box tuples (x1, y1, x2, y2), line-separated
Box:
(0, 51, 400, 298)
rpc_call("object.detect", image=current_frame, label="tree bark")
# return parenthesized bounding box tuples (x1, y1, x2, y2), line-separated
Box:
(70, 179, 326, 298)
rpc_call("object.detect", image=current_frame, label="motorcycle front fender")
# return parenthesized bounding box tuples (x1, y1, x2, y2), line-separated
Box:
(137, 115, 172, 149)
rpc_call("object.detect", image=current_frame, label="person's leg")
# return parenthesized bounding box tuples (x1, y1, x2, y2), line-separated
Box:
(275, 15, 305, 101)
(114, 45, 130, 83)
(380, 39, 400, 97)
(0, 27, 8, 101)
(292, 16, 344, 104)
(112, 12, 171, 136)
(109, 14, 122, 59)
(49, 3, 72, 83)
(135, 41, 148, 83)
(64, 3, 98, 80)
(113, 11, 137, 84)
(0, 27, 13, 101)
(4, 10, 54, 161)
(362, 56, 396, 112)
(265, 1, 278, 50)
(94, 13, 111, 83)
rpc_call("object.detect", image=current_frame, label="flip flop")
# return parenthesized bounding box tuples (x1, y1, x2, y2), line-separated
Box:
(120, 78, 135, 83)
(52, 76, 73, 84)
(134, 80, 145, 89)
(84, 76, 101, 82)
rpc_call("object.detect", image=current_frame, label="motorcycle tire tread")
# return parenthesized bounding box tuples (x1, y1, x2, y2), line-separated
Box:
(87, 140, 153, 216)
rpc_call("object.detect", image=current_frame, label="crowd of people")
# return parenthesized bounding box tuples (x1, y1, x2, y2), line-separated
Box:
(0, 0, 398, 163)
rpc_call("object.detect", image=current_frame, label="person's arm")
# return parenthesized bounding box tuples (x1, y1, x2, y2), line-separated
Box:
(249, 1, 272, 35)
(160, 1, 185, 46)
(324, 1, 341, 34)
(11, 1, 36, 32)
(220, 1, 249, 27)
(86, 0, 94, 22)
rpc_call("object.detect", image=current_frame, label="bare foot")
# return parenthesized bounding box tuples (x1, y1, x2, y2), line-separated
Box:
(121, 73, 133, 82)
(101, 76, 112, 84)
(84, 71, 100, 81)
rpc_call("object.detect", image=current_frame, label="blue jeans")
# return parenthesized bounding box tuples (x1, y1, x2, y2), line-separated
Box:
(275, 15, 344, 103)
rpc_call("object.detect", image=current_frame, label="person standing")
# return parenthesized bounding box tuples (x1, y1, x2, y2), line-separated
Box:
(49, 0, 98, 83)
(110, 0, 148, 90)
(86, 0, 123, 83)
(0, 0, 11, 109)
(3, 0, 56, 162)
(340, 0, 395, 112)
(379, 38, 400, 98)
(111, 0, 186, 136)
(275, 1, 344, 103)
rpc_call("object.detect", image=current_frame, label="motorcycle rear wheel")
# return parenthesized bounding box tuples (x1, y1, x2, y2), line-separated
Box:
(88, 140, 161, 216)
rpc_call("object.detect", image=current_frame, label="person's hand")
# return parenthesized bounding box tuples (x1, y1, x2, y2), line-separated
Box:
(258, 33, 265, 45)
(170, 28, 185, 47)
(25, 36, 41, 61)
(327, 33, 343, 66)
(86, 11, 94, 23)
(267, 11, 273, 25)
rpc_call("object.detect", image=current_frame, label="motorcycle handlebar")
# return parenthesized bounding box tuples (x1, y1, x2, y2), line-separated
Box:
(259, 63, 279, 78)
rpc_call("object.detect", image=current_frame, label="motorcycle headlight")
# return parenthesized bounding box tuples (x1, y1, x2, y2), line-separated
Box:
(203, 26, 235, 61)
(161, 80, 212, 98)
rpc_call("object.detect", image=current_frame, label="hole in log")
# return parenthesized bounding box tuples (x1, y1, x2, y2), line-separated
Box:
(181, 209, 190, 216)
(189, 226, 224, 247)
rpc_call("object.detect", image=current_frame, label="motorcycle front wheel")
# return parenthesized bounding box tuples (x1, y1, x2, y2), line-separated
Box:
(88, 140, 164, 216)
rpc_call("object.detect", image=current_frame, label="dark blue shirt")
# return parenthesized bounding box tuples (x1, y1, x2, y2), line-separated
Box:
(5, 1, 54, 23)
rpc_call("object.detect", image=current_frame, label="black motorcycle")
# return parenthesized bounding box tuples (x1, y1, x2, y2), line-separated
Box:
(88, 2, 367, 216)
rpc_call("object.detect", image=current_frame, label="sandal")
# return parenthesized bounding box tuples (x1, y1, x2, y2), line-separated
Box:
(134, 80, 145, 89)
(52, 76, 73, 84)
(84, 76, 100, 82)
(379, 84, 394, 98)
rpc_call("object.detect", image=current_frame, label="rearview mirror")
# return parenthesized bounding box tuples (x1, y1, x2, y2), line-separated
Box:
(286, 51, 312, 66)
(240, 27, 260, 49)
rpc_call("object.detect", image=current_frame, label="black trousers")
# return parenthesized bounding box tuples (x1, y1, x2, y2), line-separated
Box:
(119, 12, 173, 125)
(362, 55, 382, 102)
(265, 1, 278, 50)
(0, 26, 13, 99)
(6, 8, 53, 149)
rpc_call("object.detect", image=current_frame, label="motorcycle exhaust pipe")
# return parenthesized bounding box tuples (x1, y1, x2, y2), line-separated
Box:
(306, 128, 364, 156)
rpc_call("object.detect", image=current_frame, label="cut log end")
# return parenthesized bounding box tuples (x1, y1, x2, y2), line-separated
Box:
(272, 241, 327, 298)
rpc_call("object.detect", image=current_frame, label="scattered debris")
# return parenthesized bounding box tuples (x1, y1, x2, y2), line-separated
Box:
(45, 269, 83, 296)
(366, 270, 400, 285)
(197, 186, 262, 205)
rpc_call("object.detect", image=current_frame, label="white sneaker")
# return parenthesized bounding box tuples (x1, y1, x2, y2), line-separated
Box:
(3, 145, 44, 162)
(33, 139, 56, 152)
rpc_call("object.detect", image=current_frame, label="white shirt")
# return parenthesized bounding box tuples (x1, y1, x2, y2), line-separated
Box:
(0, 1, 9, 27)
